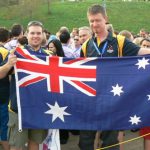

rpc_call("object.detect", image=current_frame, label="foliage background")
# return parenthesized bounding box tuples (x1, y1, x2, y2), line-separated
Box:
(0, 0, 149, 34)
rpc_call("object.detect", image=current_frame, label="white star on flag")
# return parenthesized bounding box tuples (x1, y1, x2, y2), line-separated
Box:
(45, 101, 71, 122)
(129, 115, 141, 125)
(147, 95, 150, 101)
(135, 57, 149, 69)
(111, 84, 124, 96)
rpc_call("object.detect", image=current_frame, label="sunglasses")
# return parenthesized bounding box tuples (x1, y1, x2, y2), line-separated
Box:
(74, 39, 79, 41)
(143, 45, 150, 48)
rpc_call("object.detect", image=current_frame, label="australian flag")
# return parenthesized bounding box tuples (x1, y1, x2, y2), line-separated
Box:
(14, 47, 150, 131)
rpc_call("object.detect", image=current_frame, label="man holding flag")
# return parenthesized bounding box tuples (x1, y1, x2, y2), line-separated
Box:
(79, 4, 150, 150)
(0, 21, 51, 150)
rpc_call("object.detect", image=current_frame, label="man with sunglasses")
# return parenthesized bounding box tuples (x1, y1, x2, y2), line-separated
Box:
(73, 35, 81, 58)
(0, 21, 49, 150)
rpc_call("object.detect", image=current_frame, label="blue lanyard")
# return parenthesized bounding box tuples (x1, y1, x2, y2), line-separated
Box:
(93, 40, 108, 57)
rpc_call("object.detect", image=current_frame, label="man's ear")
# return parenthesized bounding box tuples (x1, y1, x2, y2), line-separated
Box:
(104, 16, 108, 23)
(105, 16, 109, 23)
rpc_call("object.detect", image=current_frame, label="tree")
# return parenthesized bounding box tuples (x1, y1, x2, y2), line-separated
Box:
(8, 0, 19, 5)
(46, 0, 51, 14)
(1, 0, 43, 20)
(0, 0, 8, 7)
(17, 0, 43, 19)
(0, 0, 20, 7)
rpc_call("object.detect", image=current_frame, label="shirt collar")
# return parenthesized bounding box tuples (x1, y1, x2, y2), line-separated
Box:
(25, 44, 43, 53)
(93, 32, 113, 46)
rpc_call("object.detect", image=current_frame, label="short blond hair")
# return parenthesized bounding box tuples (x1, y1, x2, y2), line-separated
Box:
(87, 4, 107, 17)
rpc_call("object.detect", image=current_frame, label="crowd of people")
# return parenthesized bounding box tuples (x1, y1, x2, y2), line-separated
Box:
(0, 3, 150, 150)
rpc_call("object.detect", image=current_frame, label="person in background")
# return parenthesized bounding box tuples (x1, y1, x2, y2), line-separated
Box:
(139, 37, 150, 150)
(106, 23, 114, 33)
(139, 28, 148, 38)
(5, 24, 24, 50)
(140, 38, 150, 48)
(78, 26, 92, 45)
(17, 36, 28, 46)
(73, 35, 81, 58)
(43, 29, 51, 41)
(47, 38, 65, 56)
(41, 31, 48, 48)
(71, 28, 79, 39)
(133, 37, 144, 46)
(119, 30, 134, 41)
(0, 27, 10, 150)
(59, 31, 81, 144)
(59, 31, 75, 58)
(57, 26, 70, 39)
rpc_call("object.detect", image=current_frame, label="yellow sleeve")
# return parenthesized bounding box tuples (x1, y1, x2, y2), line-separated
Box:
(117, 35, 125, 57)
(81, 39, 90, 57)
(0, 47, 9, 60)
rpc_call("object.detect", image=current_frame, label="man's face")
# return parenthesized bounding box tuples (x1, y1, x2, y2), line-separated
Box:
(27, 26, 43, 49)
(140, 31, 146, 38)
(141, 40, 150, 48)
(88, 13, 107, 35)
(72, 30, 78, 37)
(79, 29, 91, 45)
(74, 35, 80, 47)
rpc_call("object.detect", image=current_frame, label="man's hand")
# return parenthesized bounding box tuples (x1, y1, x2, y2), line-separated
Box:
(0, 49, 17, 79)
(7, 49, 17, 67)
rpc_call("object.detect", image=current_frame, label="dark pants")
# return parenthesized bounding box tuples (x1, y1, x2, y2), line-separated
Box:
(60, 129, 79, 139)
(0, 103, 9, 141)
(79, 130, 119, 150)
(60, 129, 69, 141)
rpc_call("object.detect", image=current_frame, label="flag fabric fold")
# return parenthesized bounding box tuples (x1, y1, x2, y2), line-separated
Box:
(14, 47, 150, 131)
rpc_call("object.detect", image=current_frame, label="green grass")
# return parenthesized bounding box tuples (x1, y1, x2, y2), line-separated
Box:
(0, 0, 150, 34)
